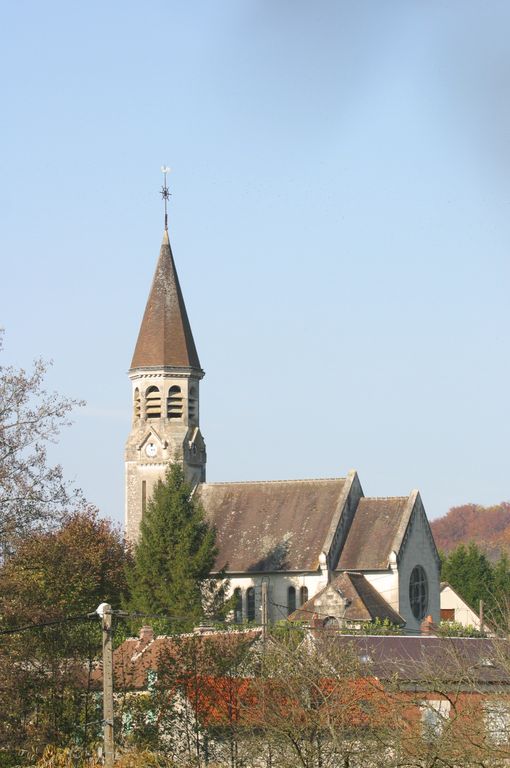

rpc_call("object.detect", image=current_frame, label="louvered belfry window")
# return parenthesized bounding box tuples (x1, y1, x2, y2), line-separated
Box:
(145, 386, 161, 419)
(167, 386, 183, 419)
(134, 388, 141, 418)
(189, 386, 198, 422)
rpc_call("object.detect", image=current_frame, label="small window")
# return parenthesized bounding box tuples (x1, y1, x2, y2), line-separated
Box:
(246, 587, 255, 622)
(134, 388, 141, 419)
(233, 588, 242, 624)
(409, 565, 428, 620)
(485, 702, 510, 744)
(300, 586, 308, 607)
(421, 700, 451, 740)
(145, 386, 161, 419)
(189, 386, 198, 423)
(440, 608, 455, 622)
(288, 586, 296, 615)
(323, 616, 339, 629)
(167, 386, 183, 419)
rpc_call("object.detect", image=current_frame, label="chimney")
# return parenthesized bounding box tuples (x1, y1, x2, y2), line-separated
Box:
(420, 615, 437, 635)
(138, 625, 154, 644)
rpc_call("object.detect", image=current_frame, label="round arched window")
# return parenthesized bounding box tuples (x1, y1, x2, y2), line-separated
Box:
(409, 565, 428, 620)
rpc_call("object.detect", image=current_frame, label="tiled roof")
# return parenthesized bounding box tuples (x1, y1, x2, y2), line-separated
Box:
(130, 230, 201, 371)
(199, 478, 347, 572)
(338, 496, 411, 570)
(329, 636, 510, 685)
(289, 572, 404, 625)
(103, 629, 262, 691)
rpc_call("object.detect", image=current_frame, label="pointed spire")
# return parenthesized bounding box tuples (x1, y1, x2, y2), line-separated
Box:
(130, 231, 201, 371)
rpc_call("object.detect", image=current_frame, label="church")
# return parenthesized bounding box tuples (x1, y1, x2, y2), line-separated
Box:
(125, 219, 440, 634)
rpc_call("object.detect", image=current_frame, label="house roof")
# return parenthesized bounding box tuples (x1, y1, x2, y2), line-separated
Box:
(107, 630, 510, 693)
(328, 635, 510, 685)
(288, 572, 404, 626)
(338, 495, 412, 570)
(103, 628, 262, 691)
(130, 230, 201, 371)
(198, 478, 347, 572)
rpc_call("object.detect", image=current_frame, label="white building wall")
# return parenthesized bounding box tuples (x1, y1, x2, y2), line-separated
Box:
(362, 569, 400, 614)
(224, 570, 329, 624)
(440, 584, 484, 630)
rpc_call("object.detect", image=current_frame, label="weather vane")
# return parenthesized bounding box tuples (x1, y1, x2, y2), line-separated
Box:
(160, 166, 171, 231)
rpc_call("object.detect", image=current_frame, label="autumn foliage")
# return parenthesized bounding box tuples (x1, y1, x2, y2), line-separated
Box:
(432, 501, 510, 559)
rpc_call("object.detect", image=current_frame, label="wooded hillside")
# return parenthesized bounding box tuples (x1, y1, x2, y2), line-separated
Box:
(431, 502, 510, 559)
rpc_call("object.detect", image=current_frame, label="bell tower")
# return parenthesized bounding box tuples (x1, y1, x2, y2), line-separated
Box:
(125, 190, 206, 542)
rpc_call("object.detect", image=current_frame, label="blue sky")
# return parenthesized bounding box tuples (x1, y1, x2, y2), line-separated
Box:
(1, 1, 510, 526)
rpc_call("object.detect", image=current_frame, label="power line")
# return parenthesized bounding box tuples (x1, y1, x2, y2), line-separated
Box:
(0, 613, 94, 636)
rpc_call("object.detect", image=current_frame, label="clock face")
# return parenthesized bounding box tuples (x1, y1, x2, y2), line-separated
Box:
(145, 442, 157, 458)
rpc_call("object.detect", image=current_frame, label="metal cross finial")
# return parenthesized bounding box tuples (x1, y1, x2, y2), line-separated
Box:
(160, 166, 171, 230)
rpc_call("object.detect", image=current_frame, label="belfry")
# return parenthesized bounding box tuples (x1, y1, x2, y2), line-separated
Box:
(125, 215, 206, 542)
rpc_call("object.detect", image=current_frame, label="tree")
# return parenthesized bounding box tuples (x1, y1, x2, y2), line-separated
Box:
(0, 507, 129, 625)
(0, 333, 84, 548)
(0, 509, 130, 760)
(441, 542, 494, 614)
(491, 552, 510, 631)
(126, 463, 220, 631)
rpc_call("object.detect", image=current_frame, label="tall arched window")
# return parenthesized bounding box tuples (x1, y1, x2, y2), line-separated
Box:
(246, 587, 255, 621)
(167, 386, 183, 419)
(288, 586, 296, 615)
(189, 386, 198, 423)
(409, 565, 428, 620)
(145, 386, 161, 419)
(300, 586, 308, 607)
(233, 588, 242, 623)
(134, 388, 141, 419)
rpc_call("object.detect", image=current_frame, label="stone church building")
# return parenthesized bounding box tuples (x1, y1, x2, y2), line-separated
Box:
(125, 226, 440, 634)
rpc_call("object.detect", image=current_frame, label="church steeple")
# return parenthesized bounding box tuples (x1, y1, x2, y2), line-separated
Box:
(125, 184, 206, 543)
(130, 229, 202, 372)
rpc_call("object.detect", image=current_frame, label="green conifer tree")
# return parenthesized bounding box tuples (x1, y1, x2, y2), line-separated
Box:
(491, 553, 510, 630)
(126, 463, 219, 632)
(441, 542, 494, 614)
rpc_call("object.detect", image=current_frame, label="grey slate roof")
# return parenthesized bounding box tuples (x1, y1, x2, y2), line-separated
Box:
(199, 478, 347, 572)
(330, 636, 510, 685)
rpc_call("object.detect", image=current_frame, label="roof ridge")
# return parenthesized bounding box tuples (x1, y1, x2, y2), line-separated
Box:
(361, 495, 408, 501)
(144, 628, 262, 640)
(201, 477, 346, 487)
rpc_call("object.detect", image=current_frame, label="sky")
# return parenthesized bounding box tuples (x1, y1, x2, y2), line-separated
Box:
(1, 1, 510, 528)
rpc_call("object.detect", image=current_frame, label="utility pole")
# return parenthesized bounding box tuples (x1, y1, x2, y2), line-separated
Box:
(100, 603, 114, 767)
(261, 581, 268, 643)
